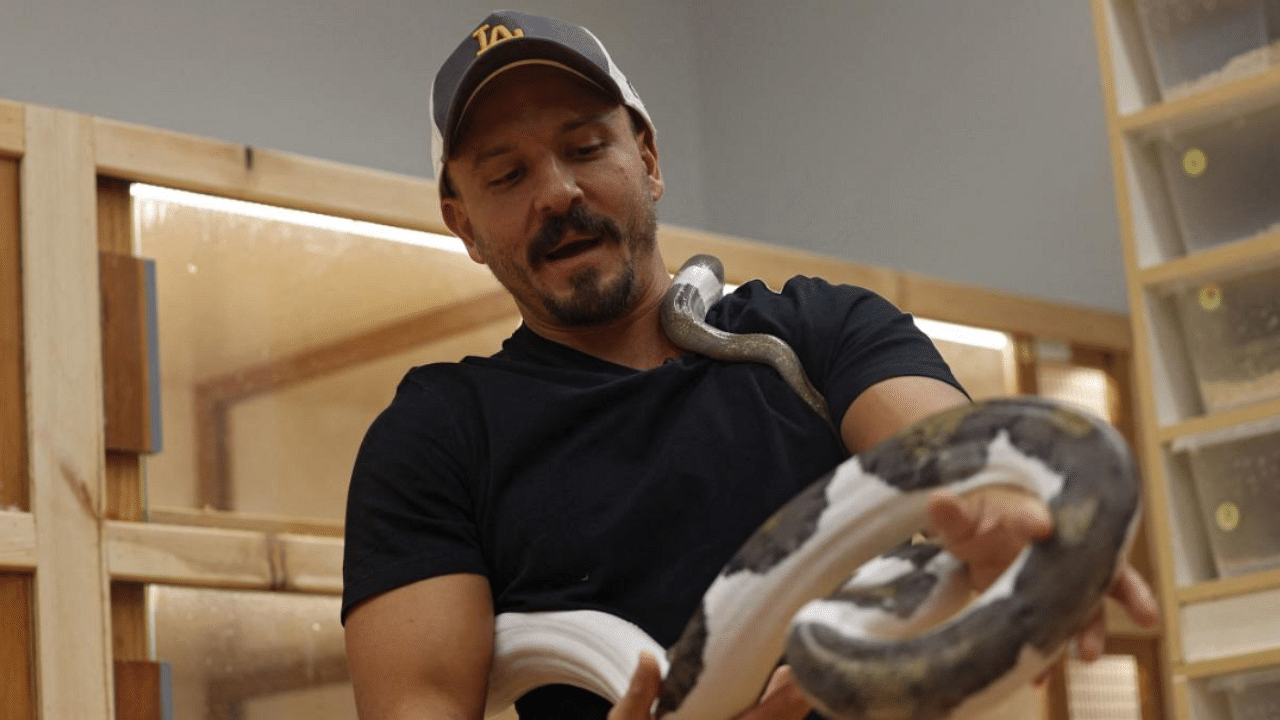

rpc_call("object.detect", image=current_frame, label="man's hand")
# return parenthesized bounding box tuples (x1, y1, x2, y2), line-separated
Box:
(927, 487, 1160, 661)
(608, 654, 811, 720)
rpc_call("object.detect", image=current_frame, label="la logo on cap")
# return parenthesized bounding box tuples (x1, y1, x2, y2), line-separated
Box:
(472, 23, 525, 56)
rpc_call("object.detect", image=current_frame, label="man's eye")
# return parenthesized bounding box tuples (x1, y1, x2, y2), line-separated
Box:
(575, 143, 603, 158)
(489, 169, 520, 187)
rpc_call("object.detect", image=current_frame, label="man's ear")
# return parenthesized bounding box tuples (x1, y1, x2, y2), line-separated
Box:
(637, 127, 664, 202)
(441, 196, 486, 265)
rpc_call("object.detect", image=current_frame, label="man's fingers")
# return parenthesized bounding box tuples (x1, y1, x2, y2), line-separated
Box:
(608, 652, 662, 720)
(1109, 565, 1160, 628)
(739, 665, 811, 720)
(1077, 607, 1106, 662)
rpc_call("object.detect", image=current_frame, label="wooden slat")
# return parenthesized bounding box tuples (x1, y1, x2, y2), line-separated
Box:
(1157, 395, 1280, 444)
(108, 522, 271, 589)
(22, 105, 114, 720)
(658, 225, 901, 303)
(1176, 567, 1280, 605)
(1090, 0, 1186, 690)
(94, 117, 447, 233)
(1118, 65, 1280, 135)
(0, 158, 25, 511)
(1136, 230, 1280, 288)
(100, 252, 161, 453)
(900, 273, 1132, 351)
(106, 522, 342, 595)
(148, 506, 343, 538)
(282, 535, 344, 594)
(1179, 647, 1280, 679)
(0, 574, 35, 720)
(0, 511, 36, 570)
(97, 178, 153, 672)
(0, 100, 21, 158)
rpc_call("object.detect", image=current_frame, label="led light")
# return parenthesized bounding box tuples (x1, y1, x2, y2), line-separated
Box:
(914, 318, 1009, 350)
(129, 183, 466, 254)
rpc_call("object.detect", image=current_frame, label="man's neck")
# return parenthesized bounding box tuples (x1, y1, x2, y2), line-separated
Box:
(524, 275, 686, 371)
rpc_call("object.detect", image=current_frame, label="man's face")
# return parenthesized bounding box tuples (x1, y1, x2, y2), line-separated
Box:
(440, 64, 664, 328)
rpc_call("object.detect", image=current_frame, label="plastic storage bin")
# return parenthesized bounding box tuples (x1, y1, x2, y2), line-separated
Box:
(1136, 0, 1274, 100)
(1167, 265, 1280, 413)
(1209, 665, 1280, 720)
(1173, 416, 1280, 578)
(1152, 101, 1280, 254)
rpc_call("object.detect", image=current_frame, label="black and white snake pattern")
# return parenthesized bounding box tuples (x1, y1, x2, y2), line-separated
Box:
(484, 255, 1142, 720)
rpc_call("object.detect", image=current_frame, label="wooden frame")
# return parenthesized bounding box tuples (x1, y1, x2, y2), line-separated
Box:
(1, 94, 1145, 720)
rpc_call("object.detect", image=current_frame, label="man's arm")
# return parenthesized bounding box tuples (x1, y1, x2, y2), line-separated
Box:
(345, 573, 495, 720)
(838, 375, 970, 454)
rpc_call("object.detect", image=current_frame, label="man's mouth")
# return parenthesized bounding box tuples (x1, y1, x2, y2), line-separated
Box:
(544, 236, 602, 262)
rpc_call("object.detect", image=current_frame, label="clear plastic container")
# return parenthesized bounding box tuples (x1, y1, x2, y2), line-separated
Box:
(1152, 101, 1280, 254)
(1173, 416, 1280, 578)
(1136, 0, 1273, 100)
(1167, 265, 1280, 413)
(1208, 665, 1280, 719)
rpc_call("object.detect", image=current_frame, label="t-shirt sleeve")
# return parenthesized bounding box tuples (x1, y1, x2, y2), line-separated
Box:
(341, 371, 488, 623)
(714, 276, 967, 423)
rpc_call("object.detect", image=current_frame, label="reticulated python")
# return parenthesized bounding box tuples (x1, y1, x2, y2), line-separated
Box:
(484, 255, 1142, 720)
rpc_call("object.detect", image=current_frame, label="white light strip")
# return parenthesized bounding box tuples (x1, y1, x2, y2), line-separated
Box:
(914, 317, 1009, 350)
(129, 183, 467, 254)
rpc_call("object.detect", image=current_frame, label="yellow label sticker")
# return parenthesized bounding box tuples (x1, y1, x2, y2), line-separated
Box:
(1183, 147, 1207, 178)
(1216, 502, 1239, 532)
(1198, 284, 1222, 311)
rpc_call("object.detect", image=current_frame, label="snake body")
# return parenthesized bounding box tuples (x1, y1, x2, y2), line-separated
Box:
(484, 255, 1142, 720)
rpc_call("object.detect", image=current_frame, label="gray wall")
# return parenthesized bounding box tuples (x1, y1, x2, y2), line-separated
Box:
(690, 1, 1126, 312)
(1, 1, 1128, 313)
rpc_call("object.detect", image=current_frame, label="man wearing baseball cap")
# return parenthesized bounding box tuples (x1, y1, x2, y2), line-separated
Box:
(341, 10, 1158, 720)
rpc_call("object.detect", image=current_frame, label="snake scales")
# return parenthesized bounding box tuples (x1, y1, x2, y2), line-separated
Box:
(484, 255, 1142, 720)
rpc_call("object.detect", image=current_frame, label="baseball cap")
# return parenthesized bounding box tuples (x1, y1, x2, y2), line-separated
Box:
(430, 10, 655, 188)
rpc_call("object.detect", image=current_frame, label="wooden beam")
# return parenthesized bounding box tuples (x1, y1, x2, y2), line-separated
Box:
(0, 100, 21, 158)
(899, 273, 1132, 352)
(659, 225, 901, 304)
(106, 521, 343, 595)
(0, 511, 36, 570)
(22, 105, 114, 720)
(0, 158, 25, 511)
(196, 288, 516, 403)
(92, 115, 1135, 356)
(148, 506, 343, 538)
(94, 116, 447, 233)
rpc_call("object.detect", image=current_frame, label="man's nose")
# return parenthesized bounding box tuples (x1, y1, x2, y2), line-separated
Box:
(534, 156, 585, 217)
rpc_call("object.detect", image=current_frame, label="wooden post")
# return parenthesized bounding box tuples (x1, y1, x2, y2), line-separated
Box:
(22, 105, 114, 719)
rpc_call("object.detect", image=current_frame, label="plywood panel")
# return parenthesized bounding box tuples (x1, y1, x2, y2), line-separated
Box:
(101, 252, 161, 453)
(0, 574, 34, 720)
(22, 105, 113, 720)
(0, 158, 25, 511)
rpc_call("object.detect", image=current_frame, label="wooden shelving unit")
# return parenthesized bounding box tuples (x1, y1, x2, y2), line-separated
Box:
(1091, 1, 1280, 717)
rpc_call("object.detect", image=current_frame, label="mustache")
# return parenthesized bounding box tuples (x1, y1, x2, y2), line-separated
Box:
(527, 205, 622, 267)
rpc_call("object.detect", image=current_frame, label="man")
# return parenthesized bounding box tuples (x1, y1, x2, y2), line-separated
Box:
(342, 10, 1157, 720)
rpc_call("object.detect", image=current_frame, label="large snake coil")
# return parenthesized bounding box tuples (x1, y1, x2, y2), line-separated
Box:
(484, 255, 1142, 720)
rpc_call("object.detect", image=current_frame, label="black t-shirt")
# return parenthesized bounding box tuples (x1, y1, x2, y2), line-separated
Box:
(341, 276, 963, 717)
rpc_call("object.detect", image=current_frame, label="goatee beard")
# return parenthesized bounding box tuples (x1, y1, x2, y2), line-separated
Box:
(535, 198, 657, 328)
